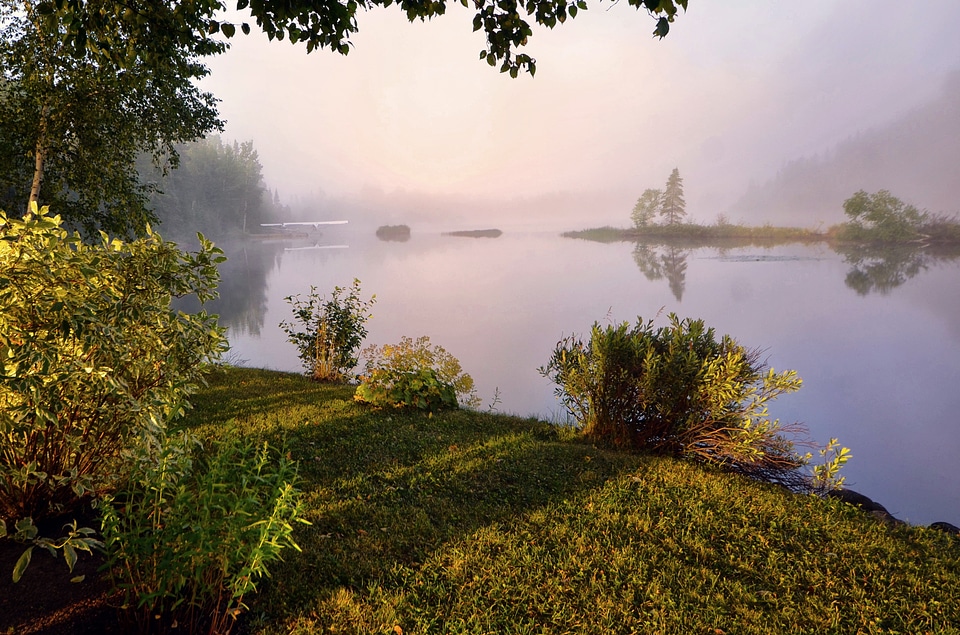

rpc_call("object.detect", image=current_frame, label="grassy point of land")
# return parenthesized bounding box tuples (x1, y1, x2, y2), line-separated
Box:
(179, 367, 959, 634)
(562, 224, 826, 247)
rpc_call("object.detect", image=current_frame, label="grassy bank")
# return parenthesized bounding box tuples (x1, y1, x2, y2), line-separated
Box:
(562, 224, 825, 246)
(183, 367, 960, 634)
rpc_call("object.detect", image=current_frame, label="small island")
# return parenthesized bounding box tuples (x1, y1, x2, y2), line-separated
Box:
(568, 170, 960, 248)
(443, 228, 503, 238)
(375, 224, 412, 242)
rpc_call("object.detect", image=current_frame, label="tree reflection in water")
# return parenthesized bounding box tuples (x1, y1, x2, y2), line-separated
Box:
(632, 242, 690, 301)
(836, 243, 960, 296)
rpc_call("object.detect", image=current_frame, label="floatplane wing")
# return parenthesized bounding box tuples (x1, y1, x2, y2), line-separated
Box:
(260, 220, 348, 229)
(284, 244, 349, 252)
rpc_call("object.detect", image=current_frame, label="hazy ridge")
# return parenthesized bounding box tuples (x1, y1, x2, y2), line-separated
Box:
(729, 71, 960, 226)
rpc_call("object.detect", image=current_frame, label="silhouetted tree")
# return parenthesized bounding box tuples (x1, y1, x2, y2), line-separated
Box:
(660, 168, 686, 225)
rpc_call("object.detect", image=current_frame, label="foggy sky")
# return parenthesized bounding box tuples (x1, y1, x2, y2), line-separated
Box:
(199, 0, 960, 229)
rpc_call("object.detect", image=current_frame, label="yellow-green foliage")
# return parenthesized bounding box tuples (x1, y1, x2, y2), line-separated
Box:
(100, 425, 306, 635)
(356, 336, 480, 410)
(836, 190, 928, 243)
(0, 205, 226, 522)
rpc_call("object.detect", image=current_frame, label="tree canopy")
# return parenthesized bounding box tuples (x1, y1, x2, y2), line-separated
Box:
(0, 1, 221, 237)
(142, 135, 282, 240)
(2, 0, 690, 236)
(631, 188, 662, 229)
(630, 168, 685, 228)
(41, 0, 689, 77)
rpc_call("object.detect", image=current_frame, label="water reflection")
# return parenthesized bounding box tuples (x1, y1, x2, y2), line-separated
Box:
(199, 229, 960, 526)
(835, 243, 960, 296)
(626, 237, 960, 299)
(632, 242, 689, 301)
(174, 239, 285, 336)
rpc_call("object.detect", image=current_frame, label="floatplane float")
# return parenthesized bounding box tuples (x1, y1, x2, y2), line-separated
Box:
(283, 243, 349, 252)
(259, 220, 348, 231)
(256, 219, 350, 250)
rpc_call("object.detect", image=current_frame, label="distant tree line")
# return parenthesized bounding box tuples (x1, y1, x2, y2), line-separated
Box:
(140, 136, 288, 241)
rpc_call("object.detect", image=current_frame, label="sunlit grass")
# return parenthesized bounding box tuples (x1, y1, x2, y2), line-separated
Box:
(182, 367, 960, 634)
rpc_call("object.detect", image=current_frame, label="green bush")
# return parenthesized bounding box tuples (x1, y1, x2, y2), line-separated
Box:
(0, 205, 226, 524)
(540, 314, 821, 487)
(355, 336, 480, 411)
(835, 189, 927, 243)
(280, 279, 375, 382)
(100, 423, 306, 635)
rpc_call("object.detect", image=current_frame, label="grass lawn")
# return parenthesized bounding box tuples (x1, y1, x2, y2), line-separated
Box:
(181, 367, 960, 635)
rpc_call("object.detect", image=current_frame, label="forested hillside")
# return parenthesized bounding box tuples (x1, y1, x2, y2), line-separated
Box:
(730, 71, 960, 224)
(141, 136, 287, 240)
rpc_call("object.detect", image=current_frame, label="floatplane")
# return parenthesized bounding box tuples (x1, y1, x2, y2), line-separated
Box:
(256, 219, 350, 250)
(259, 220, 348, 231)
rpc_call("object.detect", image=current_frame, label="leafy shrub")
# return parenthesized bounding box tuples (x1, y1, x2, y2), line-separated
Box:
(0, 206, 226, 524)
(355, 336, 480, 411)
(835, 189, 927, 243)
(100, 423, 306, 635)
(540, 314, 828, 488)
(280, 279, 375, 382)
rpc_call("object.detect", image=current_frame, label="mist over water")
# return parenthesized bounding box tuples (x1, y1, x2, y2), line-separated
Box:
(168, 0, 960, 532)
(200, 1, 960, 230)
(208, 228, 960, 528)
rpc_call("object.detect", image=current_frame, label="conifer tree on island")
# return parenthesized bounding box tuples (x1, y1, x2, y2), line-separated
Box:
(660, 167, 686, 225)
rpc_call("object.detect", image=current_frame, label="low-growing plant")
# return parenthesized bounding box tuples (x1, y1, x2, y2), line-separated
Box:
(540, 314, 841, 489)
(100, 421, 306, 635)
(811, 437, 852, 493)
(280, 279, 375, 382)
(1, 516, 103, 583)
(0, 205, 226, 524)
(355, 336, 480, 411)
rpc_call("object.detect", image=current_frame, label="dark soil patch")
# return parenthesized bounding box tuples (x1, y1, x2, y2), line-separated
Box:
(0, 529, 122, 635)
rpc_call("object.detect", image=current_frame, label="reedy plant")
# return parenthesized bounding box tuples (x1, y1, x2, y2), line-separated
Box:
(280, 279, 375, 382)
(100, 420, 307, 635)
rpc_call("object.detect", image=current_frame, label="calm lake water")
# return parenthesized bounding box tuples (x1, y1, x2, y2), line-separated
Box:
(206, 228, 960, 527)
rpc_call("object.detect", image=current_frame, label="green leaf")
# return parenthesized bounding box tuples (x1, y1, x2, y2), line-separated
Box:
(221, 23, 236, 38)
(654, 17, 670, 38)
(13, 547, 33, 583)
(64, 544, 78, 572)
(241, 22, 251, 35)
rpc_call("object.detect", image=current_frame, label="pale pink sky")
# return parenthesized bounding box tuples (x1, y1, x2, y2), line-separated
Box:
(199, 0, 960, 227)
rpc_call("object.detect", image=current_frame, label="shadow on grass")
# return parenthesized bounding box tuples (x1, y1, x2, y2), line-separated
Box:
(180, 368, 642, 622)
